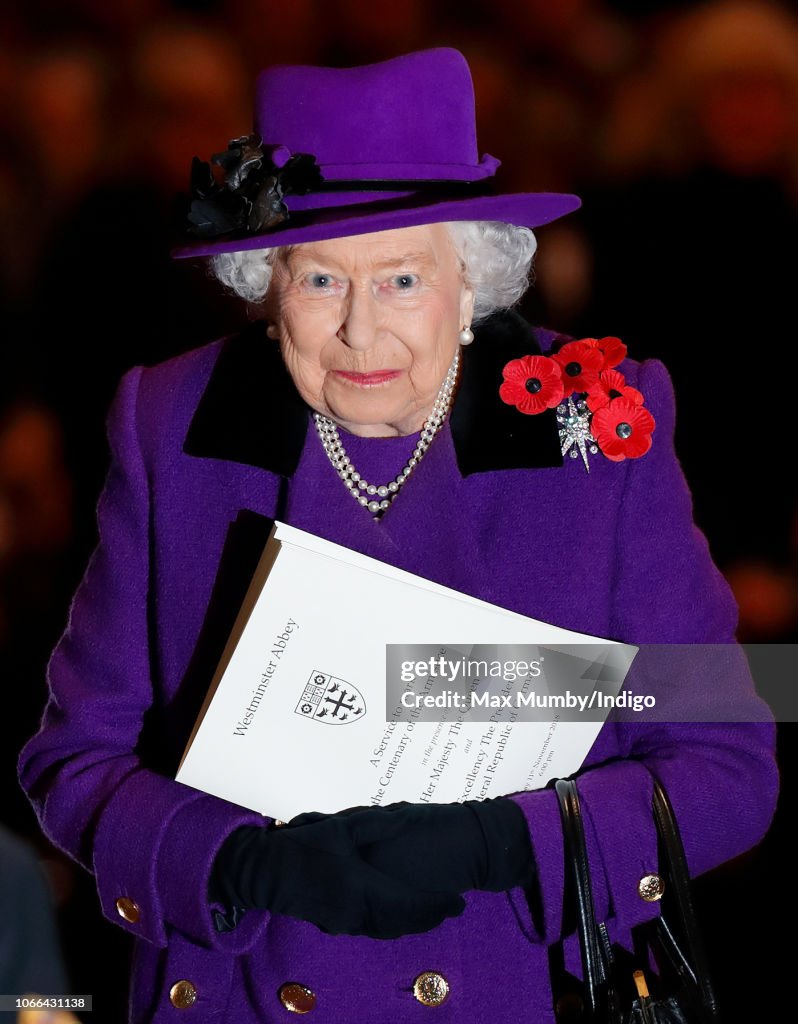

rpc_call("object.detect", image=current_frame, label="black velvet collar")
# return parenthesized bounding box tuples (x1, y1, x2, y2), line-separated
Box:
(183, 308, 564, 476)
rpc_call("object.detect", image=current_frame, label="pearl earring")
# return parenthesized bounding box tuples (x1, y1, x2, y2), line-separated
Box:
(459, 326, 474, 346)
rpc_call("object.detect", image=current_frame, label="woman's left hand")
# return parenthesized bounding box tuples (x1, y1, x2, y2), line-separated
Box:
(287, 798, 536, 894)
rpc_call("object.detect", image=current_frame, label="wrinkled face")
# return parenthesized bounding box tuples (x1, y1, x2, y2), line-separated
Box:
(267, 223, 474, 437)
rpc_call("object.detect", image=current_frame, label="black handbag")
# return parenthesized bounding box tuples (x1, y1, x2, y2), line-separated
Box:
(549, 768, 722, 1023)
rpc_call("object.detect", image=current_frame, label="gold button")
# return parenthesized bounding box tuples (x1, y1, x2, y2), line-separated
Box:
(169, 980, 197, 1009)
(115, 897, 141, 923)
(638, 873, 665, 902)
(413, 971, 450, 1007)
(274, 819, 288, 828)
(278, 982, 317, 1014)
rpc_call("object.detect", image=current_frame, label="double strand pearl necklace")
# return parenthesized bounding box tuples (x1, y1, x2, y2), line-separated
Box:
(313, 349, 460, 518)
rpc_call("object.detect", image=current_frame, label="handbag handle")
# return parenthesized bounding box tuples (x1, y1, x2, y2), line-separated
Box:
(554, 777, 612, 1019)
(554, 764, 721, 1022)
(645, 770, 719, 1018)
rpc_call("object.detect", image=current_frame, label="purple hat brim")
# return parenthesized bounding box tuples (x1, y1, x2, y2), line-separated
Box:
(169, 190, 581, 259)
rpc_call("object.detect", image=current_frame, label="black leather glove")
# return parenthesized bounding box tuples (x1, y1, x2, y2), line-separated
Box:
(209, 811, 466, 940)
(288, 797, 537, 894)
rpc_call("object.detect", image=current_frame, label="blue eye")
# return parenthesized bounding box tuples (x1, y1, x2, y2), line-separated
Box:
(308, 273, 333, 288)
(392, 274, 418, 289)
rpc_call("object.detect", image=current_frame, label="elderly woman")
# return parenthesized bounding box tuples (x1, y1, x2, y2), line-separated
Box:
(19, 48, 776, 1024)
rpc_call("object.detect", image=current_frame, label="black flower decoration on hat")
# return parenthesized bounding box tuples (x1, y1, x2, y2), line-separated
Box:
(185, 133, 324, 240)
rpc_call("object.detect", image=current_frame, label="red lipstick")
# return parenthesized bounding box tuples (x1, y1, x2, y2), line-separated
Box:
(333, 370, 402, 386)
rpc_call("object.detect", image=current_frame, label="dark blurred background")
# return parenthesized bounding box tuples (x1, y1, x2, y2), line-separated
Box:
(1, 0, 795, 1019)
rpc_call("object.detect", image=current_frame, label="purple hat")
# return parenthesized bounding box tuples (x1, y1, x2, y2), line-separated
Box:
(170, 47, 581, 260)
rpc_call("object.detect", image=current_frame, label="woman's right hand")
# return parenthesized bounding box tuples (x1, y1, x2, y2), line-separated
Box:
(209, 815, 465, 940)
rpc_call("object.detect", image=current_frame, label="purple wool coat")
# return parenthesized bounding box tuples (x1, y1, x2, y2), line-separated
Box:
(19, 310, 777, 1023)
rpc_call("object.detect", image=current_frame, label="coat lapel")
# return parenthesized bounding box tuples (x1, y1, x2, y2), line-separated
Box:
(182, 319, 309, 476)
(449, 310, 564, 474)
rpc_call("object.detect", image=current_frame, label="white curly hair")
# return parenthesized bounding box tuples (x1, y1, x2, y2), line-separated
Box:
(208, 221, 537, 324)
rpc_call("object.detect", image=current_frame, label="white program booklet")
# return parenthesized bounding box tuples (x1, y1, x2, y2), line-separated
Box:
(176, 522, 637, 820)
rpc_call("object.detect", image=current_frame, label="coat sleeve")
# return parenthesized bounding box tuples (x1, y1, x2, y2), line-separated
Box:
(507, 356, 779, 946)
(17, 365, 272, 953)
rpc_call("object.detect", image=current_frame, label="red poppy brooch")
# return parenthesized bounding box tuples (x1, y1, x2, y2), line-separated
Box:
(499, 337, 655, 471)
